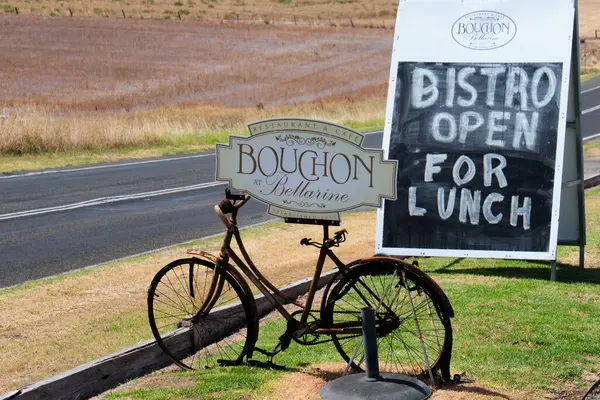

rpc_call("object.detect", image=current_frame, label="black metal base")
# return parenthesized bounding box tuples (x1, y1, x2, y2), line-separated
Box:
(319, 372, 431, 400)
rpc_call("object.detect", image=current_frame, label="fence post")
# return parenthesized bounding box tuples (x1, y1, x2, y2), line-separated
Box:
(350, 18, 355, 28)
(237, 13, 239, 23)
(294, 15, 297, 25)
(178, 11, 181, 19)
(122, 9, 126, 18)
(69, 7, 73, 16)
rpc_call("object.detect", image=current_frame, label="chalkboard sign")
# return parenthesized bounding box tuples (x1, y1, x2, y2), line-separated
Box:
(376, 0, 575, 260)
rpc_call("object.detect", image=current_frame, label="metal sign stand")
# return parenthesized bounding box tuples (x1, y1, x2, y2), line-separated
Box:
(319, 307, 432, 400)
(552, 0, 587, 281)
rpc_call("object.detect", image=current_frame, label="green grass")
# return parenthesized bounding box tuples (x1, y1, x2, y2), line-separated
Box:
(0, 119, 384, 173)
(102, 190, 600, 398)
(106, 318, 330, 399)
(584, 137, 600, 159)
(423, 260, 600, 388)
(581, 68, 600, 82)
(0, 130, 239, 173)
(106, 259, 600, 397)
(341, 117, 384, 133)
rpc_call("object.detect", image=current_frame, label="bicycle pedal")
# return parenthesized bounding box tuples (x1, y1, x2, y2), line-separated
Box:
(217, 359, 244, 367)
(254, 346, 280, 358)
(247, 359, 286, 370)
(452, 372, 473, 384)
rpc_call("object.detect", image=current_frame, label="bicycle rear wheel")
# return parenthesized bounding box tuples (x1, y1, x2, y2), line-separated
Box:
(148, 257, 258, 370)
(321, 259, 453, 380)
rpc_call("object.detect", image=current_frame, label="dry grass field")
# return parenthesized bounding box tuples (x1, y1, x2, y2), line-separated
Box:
(0, 17, 391, 156)
(0, 1, 599, 158)
(580, 0, 600, 37)
(0, 17, 390, 111)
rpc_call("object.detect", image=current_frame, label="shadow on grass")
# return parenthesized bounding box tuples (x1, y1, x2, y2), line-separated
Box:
(437, 383, 512, 399)
(433, 259, 600, 284)
(245, 359, 342, 382)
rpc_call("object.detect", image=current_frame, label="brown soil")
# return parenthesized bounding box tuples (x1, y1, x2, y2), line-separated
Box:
(267, 367, 520, 400)
(0, 17, 391, 112)
(258, 364, 591, 400)
(97, 361, 596, 400)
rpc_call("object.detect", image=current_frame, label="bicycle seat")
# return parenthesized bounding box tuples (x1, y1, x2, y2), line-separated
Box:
(218, 189, 249, 214)
(218, 198, 236, 214)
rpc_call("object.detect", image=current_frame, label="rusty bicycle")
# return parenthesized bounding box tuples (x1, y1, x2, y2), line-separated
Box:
(147, 189, 454, 381)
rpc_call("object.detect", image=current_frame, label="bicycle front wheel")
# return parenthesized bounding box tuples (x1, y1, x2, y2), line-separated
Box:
(321, 259, 453, 380)
(148, 257, 258, 370)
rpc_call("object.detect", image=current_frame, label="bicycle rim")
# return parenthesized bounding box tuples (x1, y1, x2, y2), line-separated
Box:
(322, 261, 452, 378)
(148, 257, 256, 369)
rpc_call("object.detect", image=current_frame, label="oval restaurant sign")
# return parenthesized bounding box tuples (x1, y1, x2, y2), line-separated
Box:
(216, 118, 398, 221)
(451, 11, 517, 50)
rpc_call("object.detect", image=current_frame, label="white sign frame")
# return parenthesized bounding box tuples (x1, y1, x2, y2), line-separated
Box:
(376, 0, 575, 260)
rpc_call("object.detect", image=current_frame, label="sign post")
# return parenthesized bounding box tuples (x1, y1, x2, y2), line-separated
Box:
(556, 0, 586, 277)
(376, 0, 580, 276)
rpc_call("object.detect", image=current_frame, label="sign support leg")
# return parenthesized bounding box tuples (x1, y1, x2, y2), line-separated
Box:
(550, 260, 557, 282)
(579, 244, 585, 268)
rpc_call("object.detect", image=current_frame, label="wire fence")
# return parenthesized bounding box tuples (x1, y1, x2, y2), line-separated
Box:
(0, 7, 394, 29)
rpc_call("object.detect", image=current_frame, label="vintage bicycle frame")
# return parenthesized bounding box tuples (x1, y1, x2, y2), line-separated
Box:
(192, 195, 379, 337)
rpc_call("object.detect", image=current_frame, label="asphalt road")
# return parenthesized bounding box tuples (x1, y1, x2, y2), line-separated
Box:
(582, 75, 600, 143)
(1, 77, 600, 288)
(0, 156, 270, 288)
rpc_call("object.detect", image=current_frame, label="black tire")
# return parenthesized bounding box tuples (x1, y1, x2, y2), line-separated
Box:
(148, 257, 258, 370)
(583, 379, 600, 400)
(321, 259, 453, 380)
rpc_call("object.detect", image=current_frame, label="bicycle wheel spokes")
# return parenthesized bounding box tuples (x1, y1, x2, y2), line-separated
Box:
(148, 258, 256, 370)
(190, 311, 250, 365)
(377, 289, 445, 375)
(323, 262, 451, 378)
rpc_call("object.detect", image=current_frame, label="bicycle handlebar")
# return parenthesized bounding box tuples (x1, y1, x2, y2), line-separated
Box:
(225, 188, 247, 201)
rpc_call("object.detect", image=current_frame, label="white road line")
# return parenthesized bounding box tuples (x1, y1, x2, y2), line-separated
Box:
(584, 132, 600, 142)
(581, 85, 600, 94)
(582, 104, 600, 115)
(0, 181, 226, 221)
(0, 217, 277, 291)
(0, 153, 215, 180)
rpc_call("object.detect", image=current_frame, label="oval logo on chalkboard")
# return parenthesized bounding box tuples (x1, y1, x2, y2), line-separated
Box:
(452, 11, 516, 50)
